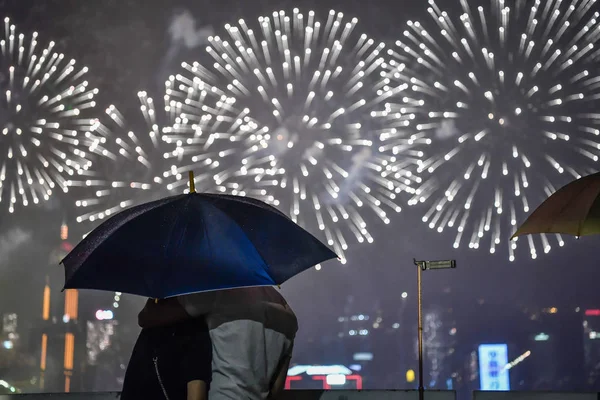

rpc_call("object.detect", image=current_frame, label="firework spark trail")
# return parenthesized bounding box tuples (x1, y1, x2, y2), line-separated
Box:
(172, 9, 420, 262)
(379, 0, 600, 261)
(0, 18, 101, 213)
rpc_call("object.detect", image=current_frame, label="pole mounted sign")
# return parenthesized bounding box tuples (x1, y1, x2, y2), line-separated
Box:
(412, 258, 456, 400)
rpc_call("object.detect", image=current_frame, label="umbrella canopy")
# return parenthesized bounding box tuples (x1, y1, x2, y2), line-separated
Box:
(511, 171, 600, 239)
(61, 192, 338, 298)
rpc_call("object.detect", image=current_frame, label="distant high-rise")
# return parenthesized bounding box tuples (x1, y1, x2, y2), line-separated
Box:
(583, 309, 600, 389)
(529, 307, 585, 390)
(85, 318, 120, 391)
(38, 222, 80, 392)
(451, 302, 587, 392)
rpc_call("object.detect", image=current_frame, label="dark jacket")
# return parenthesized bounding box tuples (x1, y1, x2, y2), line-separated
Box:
(121, 318, 211, 399)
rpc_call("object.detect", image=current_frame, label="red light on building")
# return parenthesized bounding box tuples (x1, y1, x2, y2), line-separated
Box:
(585, 309, 600, 316)
(285, 375, 363, 390)
(312, 375, 363, 390)
(284, 376, 302, 390)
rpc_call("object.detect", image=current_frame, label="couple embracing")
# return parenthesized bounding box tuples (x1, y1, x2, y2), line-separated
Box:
(121, 286, 297, 400)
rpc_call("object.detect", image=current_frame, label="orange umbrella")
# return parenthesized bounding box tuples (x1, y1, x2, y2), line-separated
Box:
(511, 172, 600, 239)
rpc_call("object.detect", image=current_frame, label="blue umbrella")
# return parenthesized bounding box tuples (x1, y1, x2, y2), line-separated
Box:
(62, 177, 338, 298)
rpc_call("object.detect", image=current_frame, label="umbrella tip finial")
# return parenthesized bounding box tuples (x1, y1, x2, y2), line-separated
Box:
(189, 171, 196, 194)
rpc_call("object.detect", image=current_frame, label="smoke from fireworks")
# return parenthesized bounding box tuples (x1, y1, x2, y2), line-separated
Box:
(156, 9, 213, 87)
(379, 0, 600, 260)
(0, 226, 31, 271)
(168, 10, 213, 49)
(0, 18, 100, 213)
(172, 9, 419, 261)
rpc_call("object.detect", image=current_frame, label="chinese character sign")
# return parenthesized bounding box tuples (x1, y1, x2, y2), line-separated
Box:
(478, 344, 510, 391)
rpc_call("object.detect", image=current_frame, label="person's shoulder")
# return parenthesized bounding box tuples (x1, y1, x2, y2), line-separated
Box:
(237, 286, 285, 302)
(177, 291, 219, 316)
(262, 286, 293, 307)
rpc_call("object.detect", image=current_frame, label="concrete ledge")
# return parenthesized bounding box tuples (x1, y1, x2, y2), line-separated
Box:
(0, 390, 456, 399)
(278, 390, 456, 399)
(0, 395, 120, 400)
(5, 391, 600, 399)
(473, 391, 599, 400)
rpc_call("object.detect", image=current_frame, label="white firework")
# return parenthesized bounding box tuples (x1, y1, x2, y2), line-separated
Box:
(379, 0, 600, 260)
(171, 9, 419, 261)
(0, 17, 100, 213)
(75, 86, 247, 224)
(164, 72, 262, 196)
(74, 91, 181, 223)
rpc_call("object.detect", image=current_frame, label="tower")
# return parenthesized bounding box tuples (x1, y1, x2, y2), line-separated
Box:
(39, 222, 78, 392)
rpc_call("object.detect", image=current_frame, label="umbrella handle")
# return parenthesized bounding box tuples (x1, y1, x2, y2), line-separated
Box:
(189, 171, 196, 193)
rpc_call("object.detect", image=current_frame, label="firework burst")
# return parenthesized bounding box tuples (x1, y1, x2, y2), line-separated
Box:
(379, 0, 600, 260)
(0, 18, 100, 213)
(74, 91, 182, 223)
(75, 84, 251, 224)
(172, 9, 419, 261)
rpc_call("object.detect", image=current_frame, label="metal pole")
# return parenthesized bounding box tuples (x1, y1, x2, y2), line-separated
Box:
(413, 258, 455, 400)
(417, 262, 424, 400)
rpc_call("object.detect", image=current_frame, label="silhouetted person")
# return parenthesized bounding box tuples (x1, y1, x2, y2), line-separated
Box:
(122, 300, 211, 400)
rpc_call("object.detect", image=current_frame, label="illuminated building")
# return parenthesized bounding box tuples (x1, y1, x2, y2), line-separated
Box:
(450, 301, 587, 395)
(2, 313, 19, 354)
(38, 222, 81, 392)
(333, 296, 380, 386)
(583, 309, 600, 388)
(290, 295, 385, 389)
(377, 287, 457, 391)
(422, 306, 458, 390)
(0, 313, 18, 374)
(527, 307, 585, 390)
(0, 311, 40, 392)
(1, 313, 19, 368)
(84, 316, 120, 391)
(86, 319, 117, 366)
(451, 301, 531, 397)
(285, 365, 363, 390)
(3, 313, 17, 334)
